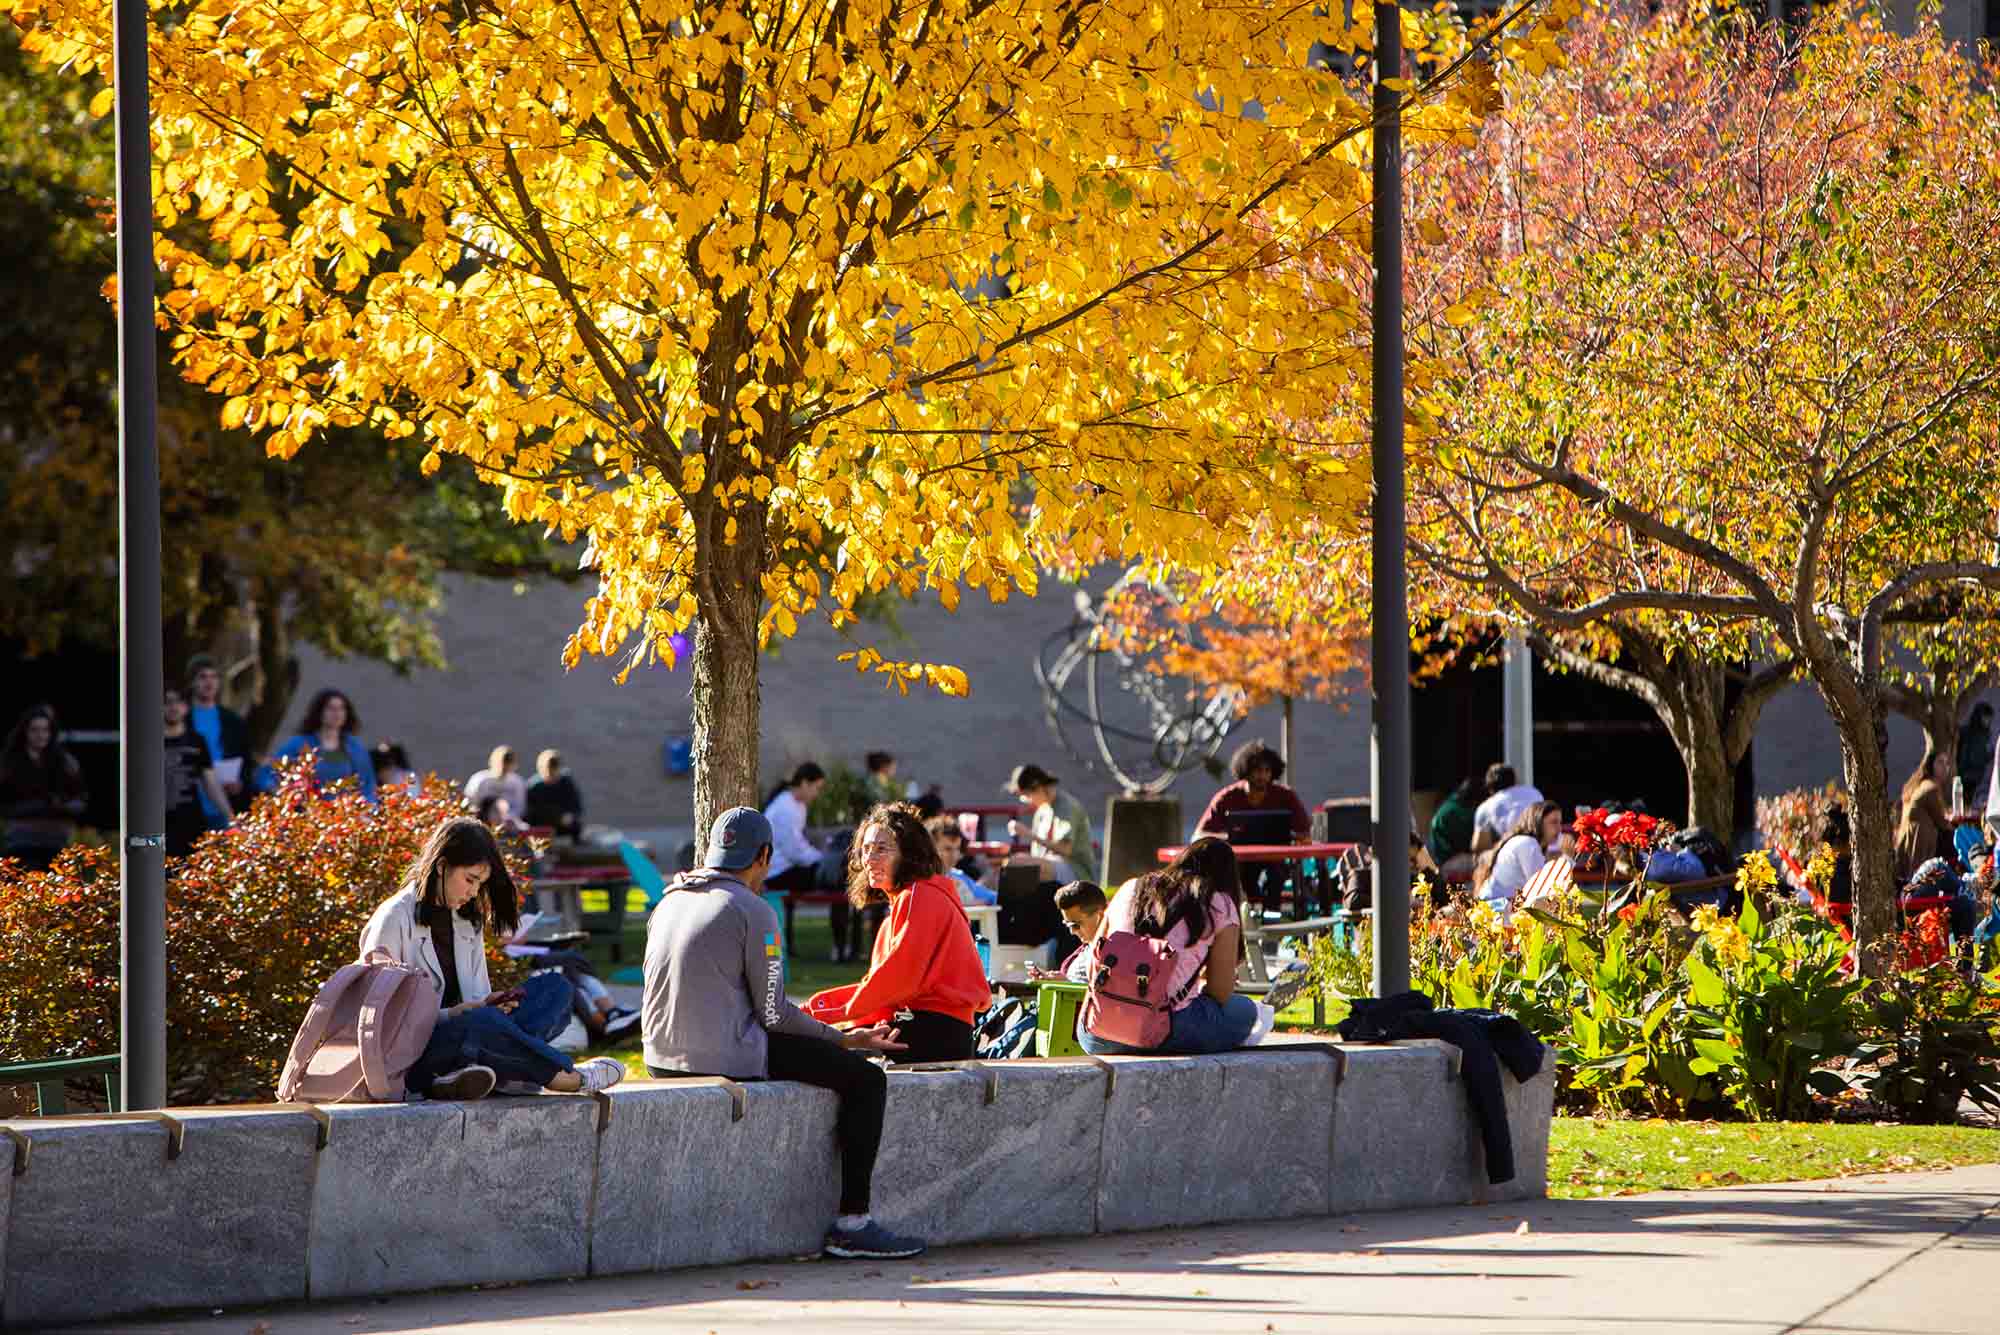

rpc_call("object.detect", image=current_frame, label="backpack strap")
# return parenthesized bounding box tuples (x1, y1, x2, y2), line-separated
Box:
(355, 965, 418, 1101)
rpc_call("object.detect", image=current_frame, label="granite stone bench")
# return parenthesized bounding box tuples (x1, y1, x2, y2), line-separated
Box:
(0, 1041, 1552, 1327)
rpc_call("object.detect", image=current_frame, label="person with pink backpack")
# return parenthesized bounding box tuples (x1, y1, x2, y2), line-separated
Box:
(1078, 838, 1276, 1056)
(357, 817, 625, 1100)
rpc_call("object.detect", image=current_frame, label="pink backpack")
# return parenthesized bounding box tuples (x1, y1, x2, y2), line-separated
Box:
(1080, 930, 1184, 1049)
(277, 949, 440, 1103)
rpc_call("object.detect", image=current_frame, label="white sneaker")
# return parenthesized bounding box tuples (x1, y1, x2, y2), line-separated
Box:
(1246, 1002, 1277, 1047)
(429, 1065, 497, 1100)
(577, 1057, 626, 1093)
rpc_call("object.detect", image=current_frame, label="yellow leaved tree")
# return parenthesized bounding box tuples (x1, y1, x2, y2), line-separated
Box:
(7, 0, 1573, 835)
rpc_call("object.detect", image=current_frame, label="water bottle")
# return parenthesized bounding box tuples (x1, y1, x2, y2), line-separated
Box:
(1953, 776, 1966, 820)
(974, 930, 993, 980)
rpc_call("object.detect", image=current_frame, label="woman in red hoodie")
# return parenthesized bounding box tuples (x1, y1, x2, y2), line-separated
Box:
(809, 803, 990, 1062)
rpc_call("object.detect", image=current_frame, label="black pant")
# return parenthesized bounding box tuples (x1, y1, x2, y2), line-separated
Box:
(651, 1035, 887, 1218)
(886, 1010, 975, 1065)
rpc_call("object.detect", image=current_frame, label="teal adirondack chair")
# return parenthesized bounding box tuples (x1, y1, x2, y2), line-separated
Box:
(610, 842, 668, 982)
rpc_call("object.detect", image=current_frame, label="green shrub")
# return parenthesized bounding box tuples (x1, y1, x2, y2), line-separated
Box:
(0, 764, 530, 1103)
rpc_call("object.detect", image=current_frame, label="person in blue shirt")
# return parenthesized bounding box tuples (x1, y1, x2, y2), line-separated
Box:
(184, 655, 250, 827)
(270, 688, 378, 802)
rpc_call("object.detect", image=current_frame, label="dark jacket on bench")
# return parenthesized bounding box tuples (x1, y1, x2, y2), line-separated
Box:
(1339, 991, 1545, 1184)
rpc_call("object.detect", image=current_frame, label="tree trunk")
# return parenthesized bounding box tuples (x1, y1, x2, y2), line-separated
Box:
(1682, 723, 1736, 842)
(244, 586, 299, 755)
(1837, 714, 1897, 976)
(686, 314, 775, 859)
(688, 526, 765, 859)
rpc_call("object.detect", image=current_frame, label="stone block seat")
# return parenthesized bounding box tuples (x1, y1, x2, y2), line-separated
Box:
(0, 1041, 1553, 1327)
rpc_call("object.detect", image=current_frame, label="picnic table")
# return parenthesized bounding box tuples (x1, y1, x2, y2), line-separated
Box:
(945, 802, 1023, 842)
(530, 863, 636, 958)
(1156, 842, 1360, 921)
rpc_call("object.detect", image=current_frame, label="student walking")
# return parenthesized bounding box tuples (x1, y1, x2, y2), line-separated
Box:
(642, 806, 924, 1261)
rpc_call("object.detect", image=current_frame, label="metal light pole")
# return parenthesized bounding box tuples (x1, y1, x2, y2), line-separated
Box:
(1369, 0, 1411, 1000)
(114, 0, 167, 1111)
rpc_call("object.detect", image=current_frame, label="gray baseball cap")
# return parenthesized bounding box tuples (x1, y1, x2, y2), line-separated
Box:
(704, 806, 772, 872)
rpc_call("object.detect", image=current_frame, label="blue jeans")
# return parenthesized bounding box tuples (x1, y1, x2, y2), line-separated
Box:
(1079, 992, 1259, 1056)
(409, 971, 576, 1094)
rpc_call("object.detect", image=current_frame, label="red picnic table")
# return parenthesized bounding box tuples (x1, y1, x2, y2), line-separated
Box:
(945, 802, 1025, 843)
(1156, 842, 1360, 920)
(530, 862, 636, 958)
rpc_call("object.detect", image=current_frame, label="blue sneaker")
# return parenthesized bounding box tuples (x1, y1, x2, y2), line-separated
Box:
(823, 1219, 926, 1260)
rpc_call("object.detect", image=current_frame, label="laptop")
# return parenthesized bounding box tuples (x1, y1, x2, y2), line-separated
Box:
(1223, 808, 1293, 847)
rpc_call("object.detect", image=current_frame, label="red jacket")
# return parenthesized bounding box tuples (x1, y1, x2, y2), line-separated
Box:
(814, 875, 990, 1026)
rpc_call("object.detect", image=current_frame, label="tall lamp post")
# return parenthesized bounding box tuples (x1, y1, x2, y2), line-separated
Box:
(113, 0, 167, 1110)
(1369, 0, 1411, 999)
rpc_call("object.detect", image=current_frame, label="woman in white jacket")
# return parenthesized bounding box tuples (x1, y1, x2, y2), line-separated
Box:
(361, 817, 624, 1100)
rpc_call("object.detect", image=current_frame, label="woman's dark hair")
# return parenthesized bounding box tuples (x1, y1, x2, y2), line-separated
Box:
(1509, 800, 1563, 843)
(764, 761, 827, 808)
(372, 740, 410, 775)
(1055, 880, 1108, 912)
(1452, 775, 1485, 803)
(913, 791, 944, 821)
(1817, 804, 1851, 848)
(1229, 738, 1285, 784)
(1, 705, 79, 791)
(407, 816, 519, 933)
(865, 751, 895, 774)
(845, 802, 946, 909)
(297, 688, 359, 738)
(1128, 836, 1244, 962)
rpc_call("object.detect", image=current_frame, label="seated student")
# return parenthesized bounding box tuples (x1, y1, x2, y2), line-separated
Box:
(1427, 775, 1483, 867)
(465, 744, 529, 815)
(1469, 763, 1544, 854)
(926, 816, 997, 906)
(1027, 880, 1107, 983)
(642, 806, 923, 1261)
(371, 740, 420, 797)
(360, 816, 626, 1100)
(863, 751, 903, 807)
(762, 762, 834, 953)
(524, 748, 585, 840)
(477, 793, 529, 835)
(1194, 739, 1311, 917)
(1078, 838, 1275, 1056)
(808, 804, 991, 1063)
(1480, 801, 1562, 912)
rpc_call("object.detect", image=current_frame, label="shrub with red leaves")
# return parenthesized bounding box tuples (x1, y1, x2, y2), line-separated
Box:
(0, 763, 531, 1103)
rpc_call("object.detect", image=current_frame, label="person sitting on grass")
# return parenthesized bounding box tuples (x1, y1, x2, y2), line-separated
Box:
(360, 816, 626, 1101)
(1079, 838, 1276, 1055)
(1027, 880, 1107, 983)
(926, 816, 997, 906)
(642, 805, 924, 1262)
(808, 804, 992, 1064)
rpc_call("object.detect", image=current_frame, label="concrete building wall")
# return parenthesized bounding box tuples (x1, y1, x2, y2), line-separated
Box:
(294, 568, 1983, 844)
(292, 572, 1375, 840)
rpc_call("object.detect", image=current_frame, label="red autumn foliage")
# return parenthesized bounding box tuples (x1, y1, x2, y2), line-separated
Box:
(0, 763, 529, 1103)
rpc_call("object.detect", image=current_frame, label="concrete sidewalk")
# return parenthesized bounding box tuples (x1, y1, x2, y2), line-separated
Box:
(78, 1164, 2000, 1334)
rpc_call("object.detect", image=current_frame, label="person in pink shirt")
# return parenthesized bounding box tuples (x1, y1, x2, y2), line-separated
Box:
(1078, 838, 1274, 1054)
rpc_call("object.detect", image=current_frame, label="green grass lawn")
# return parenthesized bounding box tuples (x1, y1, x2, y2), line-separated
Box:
(1550, 1116, 2000, 1198)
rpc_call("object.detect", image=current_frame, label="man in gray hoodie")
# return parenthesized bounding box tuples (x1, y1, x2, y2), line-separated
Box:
(643, 806, 924, 1261)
